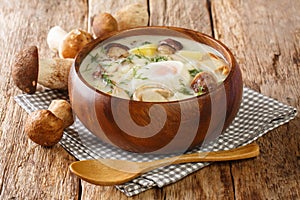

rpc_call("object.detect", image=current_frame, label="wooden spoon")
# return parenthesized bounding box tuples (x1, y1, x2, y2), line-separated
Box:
(69, 143, 259, 186)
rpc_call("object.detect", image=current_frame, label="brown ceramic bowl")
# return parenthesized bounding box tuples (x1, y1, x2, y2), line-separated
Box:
(69, 26, 243, 154)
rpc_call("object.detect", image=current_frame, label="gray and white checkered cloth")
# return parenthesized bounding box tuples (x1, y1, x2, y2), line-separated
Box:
(14, 87, 297, 196)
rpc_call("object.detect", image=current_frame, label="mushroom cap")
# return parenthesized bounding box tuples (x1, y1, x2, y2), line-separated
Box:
(48, 99, 74, 129)
(25, 110, 64, 147)
(115, 3, 149, 30)
(92, 13, 118, 38)
(159, 38, 183, 51)
(132, 85, 174, 102)
(190, 71, 218, 94)
(104, 43, 130, 59)
(12, 46, 39, 94)
(59, 29, 94, 59)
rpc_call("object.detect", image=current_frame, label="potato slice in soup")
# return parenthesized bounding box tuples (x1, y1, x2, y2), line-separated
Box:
(129, 43, 158, 57)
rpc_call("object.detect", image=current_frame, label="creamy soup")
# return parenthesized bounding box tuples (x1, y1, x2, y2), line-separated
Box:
(80, 35, 230, 102)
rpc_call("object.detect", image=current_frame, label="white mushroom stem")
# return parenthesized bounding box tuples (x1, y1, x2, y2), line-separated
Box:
(38, 58, 73, 90)
(47, 26, 68, 52)
(47, 26, 94, 59)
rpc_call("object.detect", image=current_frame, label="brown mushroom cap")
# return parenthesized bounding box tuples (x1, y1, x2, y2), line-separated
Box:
(105, 43, 130, 59)
(25, 110, 64, 147)
(190, 71, 218, 94)
(59, 29, 94, 59)
(157, 39, 183, 55)
(92, 13, 118, 38)
(12, 46, 39, 94)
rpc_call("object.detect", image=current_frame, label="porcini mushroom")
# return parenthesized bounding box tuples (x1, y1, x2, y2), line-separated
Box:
(190, 71, 218, 94)
(105, 43, 130, 59)
(158, 38, 183, 55)
(47, 26, 94, 58)
(25, 99, 74, 147)
(12, 46, 73, 93)
(92, 13, 118, 38)
(12, 46, 39, 94)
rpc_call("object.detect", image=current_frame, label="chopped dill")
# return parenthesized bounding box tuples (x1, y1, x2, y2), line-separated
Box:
(150, 56, 168, 62)
(141, 41, 151, 45)
(188, 68, 203, 77)
(90, 53, 100, 63)
(101, 73, 115, 88)
(178, 87, 194, 95)
(82, 63, 93, 72)
(135, 73, 148, 80)
(131, 66, 148, 80)
(121, 54, 134, 64)
(196, 86, 204, 96)
(178, 79, 193, 95)
(131, 53, 169, 63)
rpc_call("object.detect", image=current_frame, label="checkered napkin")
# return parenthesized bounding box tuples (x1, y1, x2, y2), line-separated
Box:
(14, 87, 297, 196)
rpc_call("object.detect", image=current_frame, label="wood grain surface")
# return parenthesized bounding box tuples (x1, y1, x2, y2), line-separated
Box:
(0, 0, 299, 199)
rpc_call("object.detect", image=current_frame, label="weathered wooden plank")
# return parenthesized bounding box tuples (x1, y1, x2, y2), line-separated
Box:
(211, 0, 300, 108)
(87, 0, 147, 32)
(149, 0, 212, 35)
(161, 163, 235, 199)
(211, 0, 300, 199)
(0, 0, 88, 199)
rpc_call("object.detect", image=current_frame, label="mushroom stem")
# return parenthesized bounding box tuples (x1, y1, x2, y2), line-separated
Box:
(47, 26, 68, 52)
(38, 58, 73, 90)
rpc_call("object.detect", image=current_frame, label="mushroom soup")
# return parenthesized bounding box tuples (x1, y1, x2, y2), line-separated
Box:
(80, 35, 230, 102)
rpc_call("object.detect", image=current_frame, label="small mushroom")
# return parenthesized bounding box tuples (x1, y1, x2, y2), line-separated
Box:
(47, 26, 94, 58)
(190, 71, 218, 94)
(115, 3, 149, 30)
(105, 43, 129, 59)
(92, 13, 118, 38)
(133, 85, 174, 102)
(25, 99, 74, 147)
(158, 38, 183, 54)
(12, 46, 73, 93)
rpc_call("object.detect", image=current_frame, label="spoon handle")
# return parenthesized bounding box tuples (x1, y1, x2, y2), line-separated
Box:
(139, 143, 259, 173)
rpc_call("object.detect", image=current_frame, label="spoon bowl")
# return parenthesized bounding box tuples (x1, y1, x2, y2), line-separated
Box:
(69, 143, 259, 185)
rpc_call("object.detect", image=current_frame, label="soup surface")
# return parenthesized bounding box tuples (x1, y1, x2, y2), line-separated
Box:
(80, 35, 230, 102)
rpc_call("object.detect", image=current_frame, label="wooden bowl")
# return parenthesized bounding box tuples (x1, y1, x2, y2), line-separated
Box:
(68, 26, 243, 154)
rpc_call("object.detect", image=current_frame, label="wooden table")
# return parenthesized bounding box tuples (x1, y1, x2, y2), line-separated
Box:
(1, 0, 299, 199)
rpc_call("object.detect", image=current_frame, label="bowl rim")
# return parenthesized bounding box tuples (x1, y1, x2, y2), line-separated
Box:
(73, 26, 239, 104)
